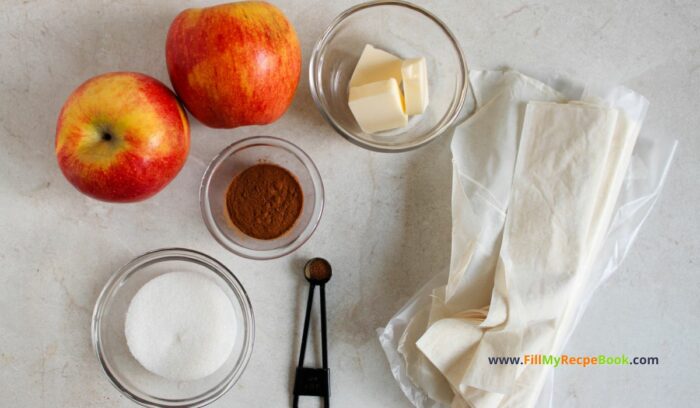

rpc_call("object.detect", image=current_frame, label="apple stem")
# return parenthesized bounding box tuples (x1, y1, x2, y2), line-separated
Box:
(102, 132, 113, 141)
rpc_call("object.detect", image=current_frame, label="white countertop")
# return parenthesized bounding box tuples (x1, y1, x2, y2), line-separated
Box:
(1, 0, 698, 406)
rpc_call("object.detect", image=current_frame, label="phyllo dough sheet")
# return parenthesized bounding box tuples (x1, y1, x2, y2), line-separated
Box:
(417, 101, 638, 406)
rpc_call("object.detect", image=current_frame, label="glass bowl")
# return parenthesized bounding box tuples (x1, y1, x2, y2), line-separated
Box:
(309, 0, 468, 152)
(91, 248, 254, 407)
(200, 136, 324, 260)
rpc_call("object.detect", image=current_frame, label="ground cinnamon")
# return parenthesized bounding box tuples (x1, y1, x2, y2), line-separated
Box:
(307, 258, 331, 282)
(226, 163, 303, 240)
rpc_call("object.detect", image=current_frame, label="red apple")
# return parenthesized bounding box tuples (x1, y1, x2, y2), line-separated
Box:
(165, 1, 301, 128)
(55, 72, 190, 202)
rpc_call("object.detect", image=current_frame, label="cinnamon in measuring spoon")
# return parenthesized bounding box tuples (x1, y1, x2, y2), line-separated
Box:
(226, 163, 303, 240)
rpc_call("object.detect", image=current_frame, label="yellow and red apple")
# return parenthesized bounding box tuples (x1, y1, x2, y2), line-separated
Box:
(165, 1, 301, 128)
(55, 72, 190, 202)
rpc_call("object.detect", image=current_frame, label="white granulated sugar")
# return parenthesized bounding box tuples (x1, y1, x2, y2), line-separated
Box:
(124, 271, 237, 381)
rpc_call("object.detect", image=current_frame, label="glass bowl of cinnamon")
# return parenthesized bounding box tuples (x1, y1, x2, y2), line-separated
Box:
(200, 136, 324, 260)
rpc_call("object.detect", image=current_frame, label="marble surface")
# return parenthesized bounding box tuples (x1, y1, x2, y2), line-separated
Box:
(0, 0, 698, 407)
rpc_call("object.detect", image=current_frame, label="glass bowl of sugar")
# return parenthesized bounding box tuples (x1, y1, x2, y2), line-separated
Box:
(92, 248, 254, 407)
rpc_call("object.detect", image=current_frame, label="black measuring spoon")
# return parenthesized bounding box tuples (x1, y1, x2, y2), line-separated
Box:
(293, 257, 332, 408)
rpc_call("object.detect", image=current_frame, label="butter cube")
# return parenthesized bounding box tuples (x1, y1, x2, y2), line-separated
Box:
(401, 58, 429, 115)
(349, 44, 403, 87)
(348, 79, 407, 133)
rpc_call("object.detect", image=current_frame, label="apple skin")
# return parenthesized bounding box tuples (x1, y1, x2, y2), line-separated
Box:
(55, 72, 190, 203)
(165, 1, 301, 129)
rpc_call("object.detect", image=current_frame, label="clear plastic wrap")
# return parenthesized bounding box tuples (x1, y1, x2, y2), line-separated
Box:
(378, 70, 677, 408)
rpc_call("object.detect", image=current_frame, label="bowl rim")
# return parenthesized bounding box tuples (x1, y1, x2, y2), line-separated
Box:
(308, 0, 469, 153)
(199, 136, 325, 260)
(91, 247, 255, 407)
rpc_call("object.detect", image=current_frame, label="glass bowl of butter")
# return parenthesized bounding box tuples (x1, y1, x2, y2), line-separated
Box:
(309, 0, 468, 152)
